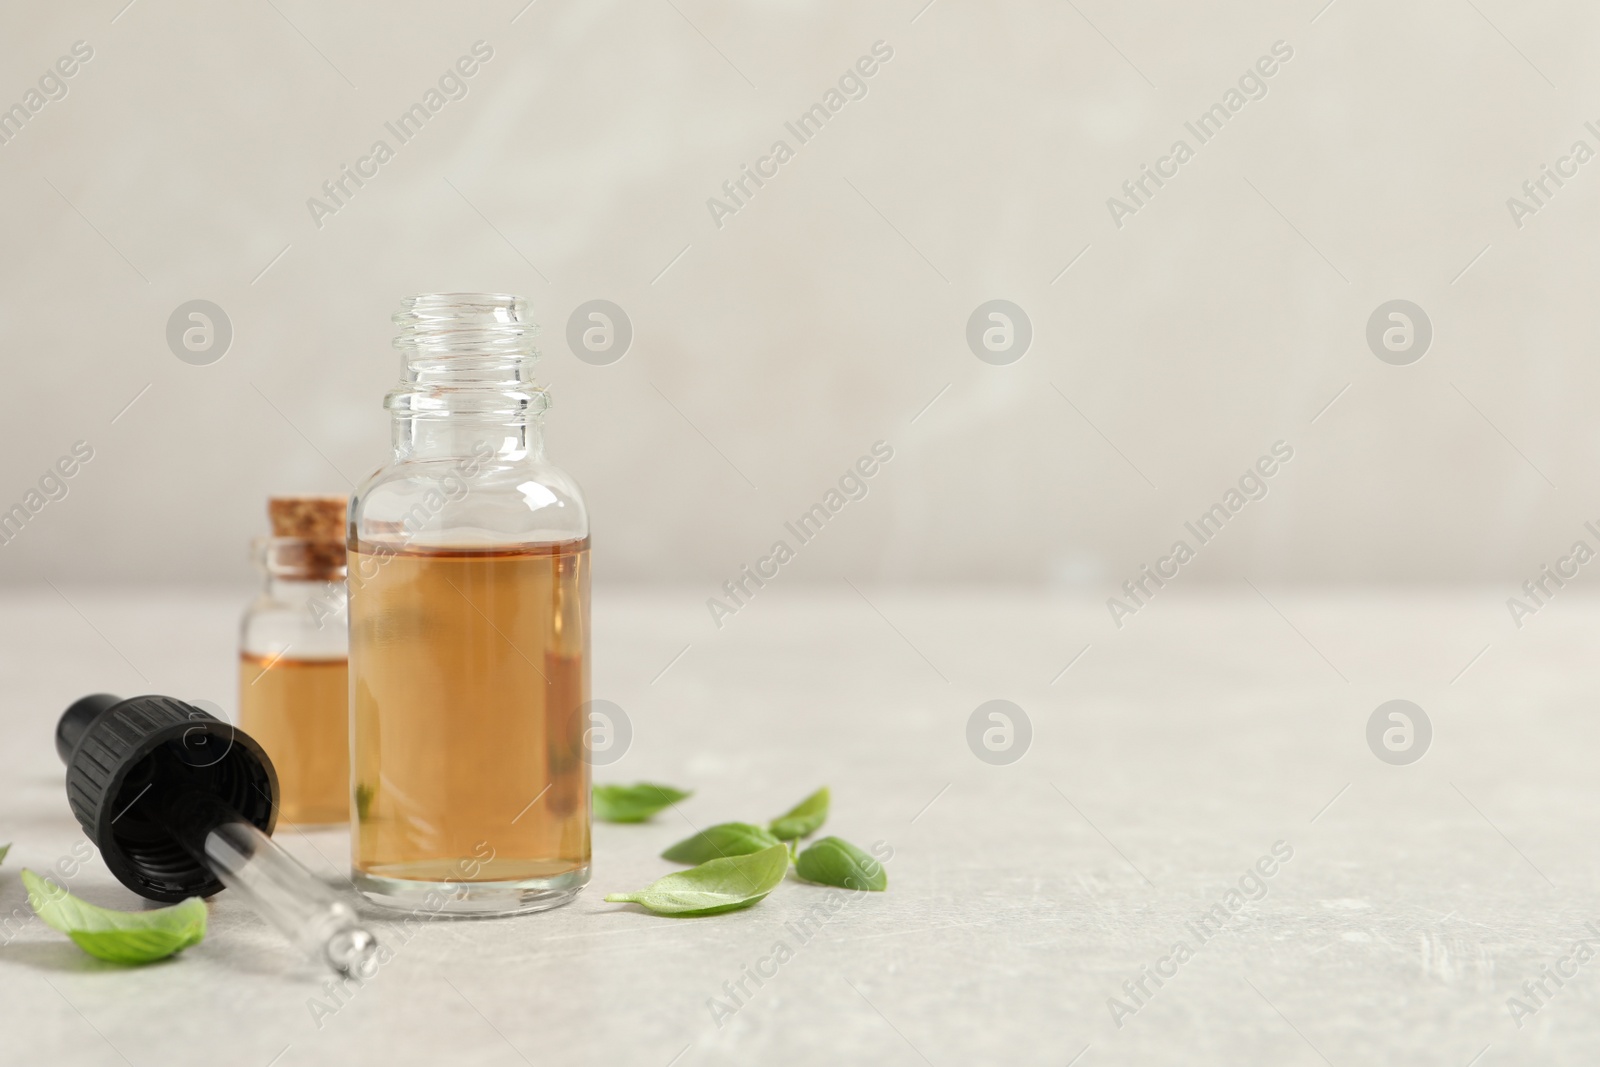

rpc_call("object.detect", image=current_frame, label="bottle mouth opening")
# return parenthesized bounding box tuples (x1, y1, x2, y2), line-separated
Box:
(393, 293, 539, 356)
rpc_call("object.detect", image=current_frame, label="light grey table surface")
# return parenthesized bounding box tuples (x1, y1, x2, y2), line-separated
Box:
(1, 585, 1596, 1066)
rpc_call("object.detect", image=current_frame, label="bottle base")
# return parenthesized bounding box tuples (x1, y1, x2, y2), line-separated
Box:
(352, 866, 589, 918)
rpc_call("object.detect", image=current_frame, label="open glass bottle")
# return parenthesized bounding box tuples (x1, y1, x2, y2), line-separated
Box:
(348, 293, 591, 916)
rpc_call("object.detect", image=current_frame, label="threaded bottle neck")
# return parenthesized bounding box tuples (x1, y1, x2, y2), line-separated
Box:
(387, 293, 548, 420)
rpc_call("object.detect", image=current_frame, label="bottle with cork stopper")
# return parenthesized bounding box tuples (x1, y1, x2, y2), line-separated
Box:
(239, 495, 350, 827)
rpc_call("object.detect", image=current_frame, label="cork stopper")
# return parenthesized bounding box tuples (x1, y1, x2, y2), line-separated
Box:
(265, 495, 347, 578)
(269, 495, 347, 540)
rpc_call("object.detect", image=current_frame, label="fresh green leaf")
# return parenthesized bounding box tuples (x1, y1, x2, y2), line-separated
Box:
(21, 869, 207, 964)
(661, 822, 782, 865)
(605, 844, 789, 916)
(768, 786, 830, 840)
(795, 836, 887, 892)
(0, 843, 10, 865)
(594, 783, 692, 823)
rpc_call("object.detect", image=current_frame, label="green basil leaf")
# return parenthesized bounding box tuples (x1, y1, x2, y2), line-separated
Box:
(795, 836, 887, 891)
(593, 783, 691, 823)
(605, 843, 789, 916)
(0, 843, 10, 865)
(661, 822, 782, 864)
(21, 869, 207, 964)
(768, 786, 830, 840)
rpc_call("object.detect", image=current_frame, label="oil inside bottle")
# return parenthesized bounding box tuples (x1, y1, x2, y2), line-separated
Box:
(239, 652, 350, 826)
(349, 539, 590, 887)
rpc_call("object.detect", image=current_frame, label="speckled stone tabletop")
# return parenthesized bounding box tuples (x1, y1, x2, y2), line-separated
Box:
(1, 585, 1595, 1065)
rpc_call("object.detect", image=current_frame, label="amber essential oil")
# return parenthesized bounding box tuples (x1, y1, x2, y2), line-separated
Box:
(349, 539, 590, 900)
(238, 653, 351, 827)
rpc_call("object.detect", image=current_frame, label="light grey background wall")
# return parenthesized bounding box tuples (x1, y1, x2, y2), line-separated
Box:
(0, 0, 1594, 589)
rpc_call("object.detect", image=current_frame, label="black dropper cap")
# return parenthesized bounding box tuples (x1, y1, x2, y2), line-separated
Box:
(56, 694, 279, 902)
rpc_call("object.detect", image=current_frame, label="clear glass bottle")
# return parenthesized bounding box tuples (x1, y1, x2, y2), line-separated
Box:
(238, 498, 351, 827)
(348, 293, 591, 916)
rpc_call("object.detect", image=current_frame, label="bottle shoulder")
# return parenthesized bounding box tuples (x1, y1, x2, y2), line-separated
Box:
(239, 586, 348, 658)
(352, 454, 588, 547)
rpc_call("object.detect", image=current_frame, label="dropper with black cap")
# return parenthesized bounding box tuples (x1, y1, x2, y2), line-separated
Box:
(56, 693, 379, 974)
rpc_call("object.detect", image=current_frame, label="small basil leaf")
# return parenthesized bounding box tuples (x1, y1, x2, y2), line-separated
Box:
(593, 783, 691, 823)
(795, 836, 887, 891)
(22, 869, 207, 964)
(605, 843, 789, 916)
(661, 822, 782, 865)
(0, 843, 10, 864)
(768, 786, 830, 840)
